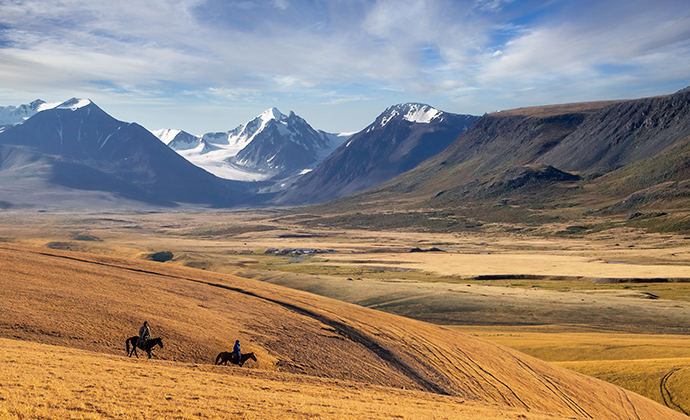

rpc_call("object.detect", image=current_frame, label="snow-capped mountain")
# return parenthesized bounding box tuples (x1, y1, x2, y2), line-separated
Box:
(0, 98, 251, 208)
(153, 108, 350, 182)
(274, 103, 479, 205)
(376, 103, 445, 127)
(0, 99, 60, 127)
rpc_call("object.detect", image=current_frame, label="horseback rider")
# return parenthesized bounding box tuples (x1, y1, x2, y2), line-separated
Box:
(233, 339, 242, 365)
(138, 321, 151, 350)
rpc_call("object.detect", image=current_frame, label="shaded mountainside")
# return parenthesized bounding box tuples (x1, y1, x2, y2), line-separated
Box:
(274, 104, 478, 205)
(325, 88, 690, 223)
(540, 87, 690, 173)
(0, 99, 252, 208)
(0, 242, 684, 419)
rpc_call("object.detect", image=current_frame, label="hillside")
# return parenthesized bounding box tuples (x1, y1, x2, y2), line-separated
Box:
(302, 88, 690, 234)
(0, 242, 684, 419)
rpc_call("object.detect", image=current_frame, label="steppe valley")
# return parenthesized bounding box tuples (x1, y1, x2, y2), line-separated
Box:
(2, 209, 689, 419)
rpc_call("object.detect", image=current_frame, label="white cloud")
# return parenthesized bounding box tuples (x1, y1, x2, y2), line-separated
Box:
(0, 0, 689, 132)
(474, 0, 515, 13)
(477, 3, 690, 89)
(273, 0, 289, 10)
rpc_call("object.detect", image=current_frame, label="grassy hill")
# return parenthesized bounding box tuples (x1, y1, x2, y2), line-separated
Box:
(1, 241, 685, 419)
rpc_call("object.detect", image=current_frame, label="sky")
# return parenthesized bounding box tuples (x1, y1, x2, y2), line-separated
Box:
(1, 0, 689, 135)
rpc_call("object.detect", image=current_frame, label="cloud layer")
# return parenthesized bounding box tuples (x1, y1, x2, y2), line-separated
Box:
(1, 0, 689, 132)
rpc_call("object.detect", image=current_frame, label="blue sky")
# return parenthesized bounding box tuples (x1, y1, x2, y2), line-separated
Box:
(1, 0, 689, 134)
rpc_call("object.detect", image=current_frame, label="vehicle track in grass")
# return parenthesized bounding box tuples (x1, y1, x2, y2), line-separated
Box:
(661, 367, 690, 416)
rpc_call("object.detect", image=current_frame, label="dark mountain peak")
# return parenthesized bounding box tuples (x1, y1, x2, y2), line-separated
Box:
(167, 130, 202, 150)
(28, 99, 47, 111)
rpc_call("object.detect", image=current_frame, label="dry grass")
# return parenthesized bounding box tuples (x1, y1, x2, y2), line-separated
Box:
(557, 359, 690, 417)
(2, 210, 690, 417)
(451, 326, 690, 362)
(452, 326, 690, 416)
(0, 338, 586, 420)
(0, 241, 684, 419)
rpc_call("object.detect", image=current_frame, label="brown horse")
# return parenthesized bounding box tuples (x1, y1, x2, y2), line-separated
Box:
(126, 336, 163, 359)
(215, 351, 257, 366)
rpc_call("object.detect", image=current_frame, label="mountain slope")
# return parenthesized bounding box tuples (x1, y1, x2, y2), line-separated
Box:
(540, 87, 690, 173)
(319, 88, 690, 223)
(0, 98, 251, 208)
(0, 241, 684, 419)
(274, 103, 478, 205)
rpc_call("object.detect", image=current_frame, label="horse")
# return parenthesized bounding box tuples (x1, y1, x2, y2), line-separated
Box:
(215, 351, 257, 366)
(126, 336, 163, 359)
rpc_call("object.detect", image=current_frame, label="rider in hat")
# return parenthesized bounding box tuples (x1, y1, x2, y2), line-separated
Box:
(138, 321, 151, 350)
(233, 339, 242, 365)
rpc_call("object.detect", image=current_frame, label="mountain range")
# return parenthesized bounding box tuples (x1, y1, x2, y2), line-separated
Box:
(0, 98, 251, 209)
(0, 98, 476, 209)
(3, 87, 690, 227)
(153, 108, 351, 183)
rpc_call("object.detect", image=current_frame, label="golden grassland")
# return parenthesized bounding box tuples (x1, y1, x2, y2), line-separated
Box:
(0, 338, 585, 420)
(2, 210, 690, 417)
(0, 242, 683, 419)
(452, 325, 690, 416)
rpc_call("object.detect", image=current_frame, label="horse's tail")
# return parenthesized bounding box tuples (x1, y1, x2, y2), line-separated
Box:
(214, 353, 222, 365)
(126, 337, 131, 354)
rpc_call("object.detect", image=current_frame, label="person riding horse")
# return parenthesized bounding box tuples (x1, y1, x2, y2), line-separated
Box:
(233, 339, 241, 365)
(138, 321, 151, 350)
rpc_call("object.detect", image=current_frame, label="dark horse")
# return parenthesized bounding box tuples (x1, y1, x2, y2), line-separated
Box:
(126, 336, 163, 359)
(215, 351, 257, 366)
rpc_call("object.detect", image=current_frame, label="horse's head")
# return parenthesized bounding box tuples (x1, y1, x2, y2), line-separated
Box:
(250, 353, 257, 362)
(156, 338, 163, 348)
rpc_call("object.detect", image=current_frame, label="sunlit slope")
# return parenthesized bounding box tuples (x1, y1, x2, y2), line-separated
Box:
(453, 326, 690, 415)
(0, 243, 684, 419)
(0, 338, 580, 420)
